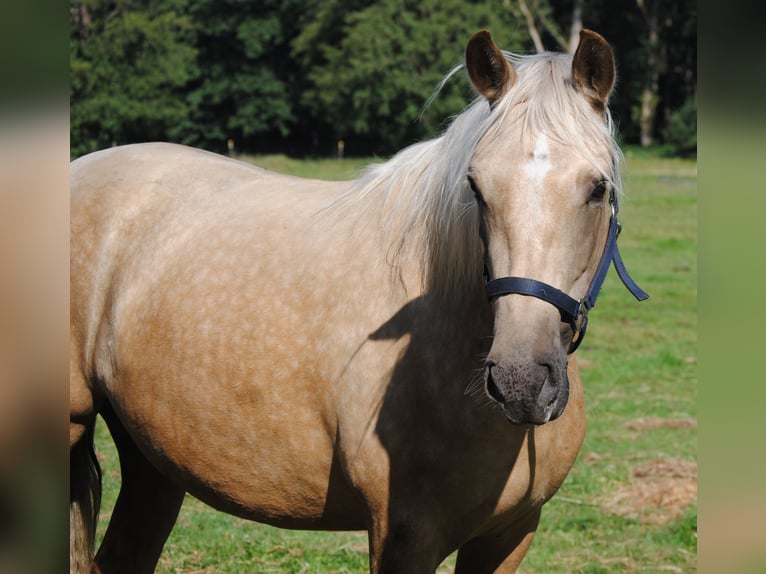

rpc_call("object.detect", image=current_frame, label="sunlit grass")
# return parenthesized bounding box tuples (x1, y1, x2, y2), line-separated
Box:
(239, 153, 375, 181)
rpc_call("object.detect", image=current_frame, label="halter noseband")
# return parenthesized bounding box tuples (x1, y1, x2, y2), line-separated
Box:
(485, 190, 648, 353)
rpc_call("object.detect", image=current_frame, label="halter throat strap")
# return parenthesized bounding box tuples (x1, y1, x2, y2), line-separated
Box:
(484, 191, 648, 353)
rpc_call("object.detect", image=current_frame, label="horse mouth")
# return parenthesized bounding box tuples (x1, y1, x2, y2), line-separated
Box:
(501, 401, 558, 426)
(484, 366, 567, 426)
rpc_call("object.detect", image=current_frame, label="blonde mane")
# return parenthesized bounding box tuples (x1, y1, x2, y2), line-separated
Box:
(331, 50, 623, 298)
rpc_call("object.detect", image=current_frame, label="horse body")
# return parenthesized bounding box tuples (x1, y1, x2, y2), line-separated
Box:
(71, 141, 584, 570)
(71, 30, 627, 574)
(70, 144, 361, 524)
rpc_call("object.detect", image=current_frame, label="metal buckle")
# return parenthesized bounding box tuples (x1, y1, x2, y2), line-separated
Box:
(568, 302, 589, 353)
(573, 302, 588, 334)
(610, 194, 622, 238)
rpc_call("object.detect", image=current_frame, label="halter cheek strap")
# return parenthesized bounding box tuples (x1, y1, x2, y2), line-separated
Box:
(485, 191, 648, 353)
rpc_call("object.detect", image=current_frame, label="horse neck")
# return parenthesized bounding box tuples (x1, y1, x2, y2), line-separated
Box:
(345, 112, 488, 303)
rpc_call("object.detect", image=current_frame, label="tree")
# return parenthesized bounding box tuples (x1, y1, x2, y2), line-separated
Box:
(292, 0, 530, 155)
(515, 0, 583, 53)
(634, 0, 660, 147)
(70, 0, 694, 157)
(70, 0, 198, 158)
(614, 0, 696, 148)
(179, 0, 306, 153)
(517, 0, 696, 150)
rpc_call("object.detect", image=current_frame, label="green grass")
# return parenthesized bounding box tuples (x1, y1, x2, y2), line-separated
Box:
(238, 153, 376, 181)
(93, 148, 696, 572)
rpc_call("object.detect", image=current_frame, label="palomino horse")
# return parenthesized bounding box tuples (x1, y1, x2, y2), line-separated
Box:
(70, 30, 646, 573)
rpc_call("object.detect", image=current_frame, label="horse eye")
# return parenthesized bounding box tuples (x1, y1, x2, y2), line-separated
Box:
(467, 174, 486, 207)
(588, 181, 608, 204)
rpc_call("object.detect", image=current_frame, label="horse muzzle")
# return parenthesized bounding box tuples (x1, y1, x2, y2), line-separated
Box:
(484, 353, 569, 426)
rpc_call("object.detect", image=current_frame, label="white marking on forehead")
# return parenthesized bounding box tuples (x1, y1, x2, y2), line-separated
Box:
(523, 133, 552, 187)
(517, 132, 554, 258)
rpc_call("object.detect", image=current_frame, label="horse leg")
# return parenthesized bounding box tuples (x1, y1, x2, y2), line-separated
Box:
(93, 402, 185, 574)
(367, 514, 445, 574)
(453, 509, 541, 574)
(70, 417, 101, 574)
(70, 348, 102, 574)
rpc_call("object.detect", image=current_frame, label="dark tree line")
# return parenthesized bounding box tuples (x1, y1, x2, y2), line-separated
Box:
(70, 0, 696, 159)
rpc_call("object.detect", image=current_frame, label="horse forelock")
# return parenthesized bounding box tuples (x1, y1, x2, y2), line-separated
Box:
(329, 50, 622, 299)
(491, 51, 623, 189)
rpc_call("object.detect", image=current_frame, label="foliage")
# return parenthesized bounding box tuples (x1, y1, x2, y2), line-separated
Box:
(666, 96, 697, 157)
(70, 0, 696, 158)
(70, 0, 198, 158)
(178, 0, 305, 153)
(292, 0, 529, 154)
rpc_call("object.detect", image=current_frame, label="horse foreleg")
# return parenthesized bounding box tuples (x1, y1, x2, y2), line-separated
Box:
(93, 403, 185, 574)
(453, 509, 541, 574)
(367, 514, 446, 574)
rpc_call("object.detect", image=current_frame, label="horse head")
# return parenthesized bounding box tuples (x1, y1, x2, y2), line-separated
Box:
(465, 30, 622, 426)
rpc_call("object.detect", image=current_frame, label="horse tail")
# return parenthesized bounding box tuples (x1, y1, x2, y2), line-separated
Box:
(70, 421, 102, 573)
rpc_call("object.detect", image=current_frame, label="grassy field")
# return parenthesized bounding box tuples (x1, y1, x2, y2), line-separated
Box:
(93, 147, 697, 573)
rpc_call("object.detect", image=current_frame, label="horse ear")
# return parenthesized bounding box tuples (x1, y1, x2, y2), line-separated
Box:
(466, 30, 517, 106)
(571, 29, 615, 107)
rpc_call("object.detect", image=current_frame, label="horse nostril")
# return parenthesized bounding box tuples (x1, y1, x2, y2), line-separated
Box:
(485, 364, 505, 404)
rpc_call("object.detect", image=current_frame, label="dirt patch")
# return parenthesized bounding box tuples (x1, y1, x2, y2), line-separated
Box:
(603, 459, 697, 523)
(624, 417, 696, 431)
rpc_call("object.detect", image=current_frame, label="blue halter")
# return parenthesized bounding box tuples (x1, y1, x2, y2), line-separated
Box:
(485, 189, 648, 353)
